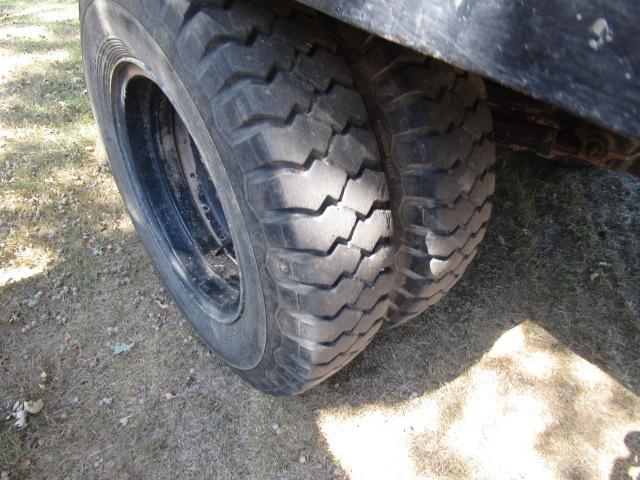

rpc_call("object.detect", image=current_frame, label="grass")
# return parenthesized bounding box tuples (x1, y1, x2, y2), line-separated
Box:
(1, 2, 639, 479)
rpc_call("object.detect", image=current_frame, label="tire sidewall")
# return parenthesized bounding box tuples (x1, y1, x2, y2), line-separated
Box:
(81, 0, 275, 370)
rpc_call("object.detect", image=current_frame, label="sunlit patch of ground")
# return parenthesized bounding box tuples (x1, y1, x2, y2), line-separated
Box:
(319, 322, 640, 480)
(0, 48, 69, 83)
(20, 3, 78, 23)
(0, 1, 638, 479)
(0, 265, 46, 288)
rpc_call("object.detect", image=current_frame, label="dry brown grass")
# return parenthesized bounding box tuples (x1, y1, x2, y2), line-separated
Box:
(1, 2, 639, 479)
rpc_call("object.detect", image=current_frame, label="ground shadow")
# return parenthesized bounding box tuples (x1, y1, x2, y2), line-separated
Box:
(610, 431, 640, 480)
(2, 1, 639, 476)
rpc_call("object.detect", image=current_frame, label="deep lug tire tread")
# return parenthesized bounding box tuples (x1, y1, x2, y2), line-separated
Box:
(346, 35, 496, 327)
(160, 0, 393, 394)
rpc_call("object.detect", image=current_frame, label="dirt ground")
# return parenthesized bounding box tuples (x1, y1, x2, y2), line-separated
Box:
(1, 2, 639, 479)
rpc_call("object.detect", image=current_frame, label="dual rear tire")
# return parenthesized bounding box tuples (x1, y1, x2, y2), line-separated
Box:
(81, 0, 494, 395)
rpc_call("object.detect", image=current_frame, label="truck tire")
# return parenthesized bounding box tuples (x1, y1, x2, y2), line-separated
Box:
(81, 0, 394, 395)
(344, 35, 496, 326)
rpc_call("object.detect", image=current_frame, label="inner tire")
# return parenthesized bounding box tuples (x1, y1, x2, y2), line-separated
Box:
(343, 33, 496, 327)
(81, 0, 394, 395)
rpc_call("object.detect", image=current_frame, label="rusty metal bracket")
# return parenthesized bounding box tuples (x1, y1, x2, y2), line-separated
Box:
(488, 82, 640, 176)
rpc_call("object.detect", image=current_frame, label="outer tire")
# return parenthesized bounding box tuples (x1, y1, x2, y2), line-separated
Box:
(81, 0, 394, 395)
(343, 34, 496, 327)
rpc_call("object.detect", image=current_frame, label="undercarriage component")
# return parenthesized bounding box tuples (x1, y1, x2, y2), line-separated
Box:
(488, 82, 640, 176)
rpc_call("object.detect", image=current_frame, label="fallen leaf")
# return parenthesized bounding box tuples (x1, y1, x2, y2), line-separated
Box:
(63, 332, 71, 344)
(39, 371, 48, 390)
(155, 299, 169, 310)
(24, 399, 43, 415)
(161, 390, 175, 400)
(112, 342, 135, 355)
(7, 398, 43, 429)
(13, 410, 27, 429)
(18, 457, 31, 470)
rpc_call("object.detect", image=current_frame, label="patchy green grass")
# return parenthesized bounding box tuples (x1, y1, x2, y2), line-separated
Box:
(1, 2, 639, 480)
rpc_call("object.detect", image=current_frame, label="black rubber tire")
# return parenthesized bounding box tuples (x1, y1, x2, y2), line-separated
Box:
(81, 0, 394, 395)
(342, 32, 496, 327)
